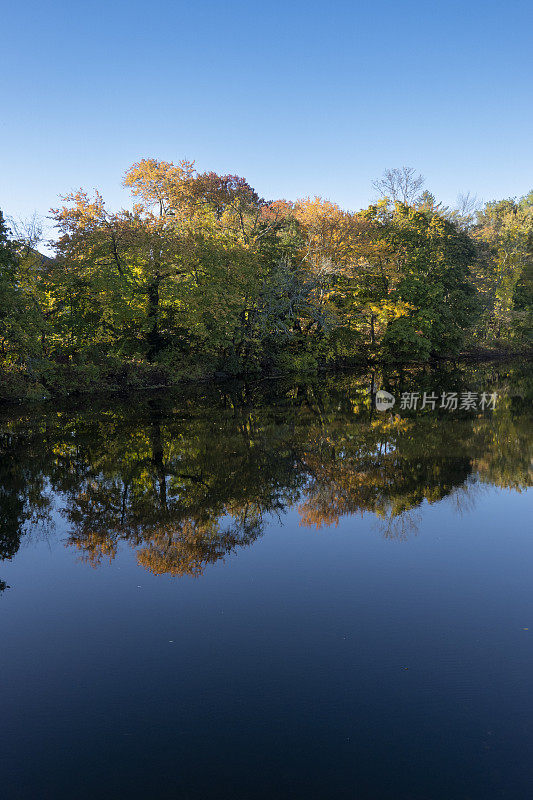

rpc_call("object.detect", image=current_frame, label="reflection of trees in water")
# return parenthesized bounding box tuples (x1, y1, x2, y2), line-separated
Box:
(0, 420, 56, 589)
(0, 441, 51, 560)
(58, 402, 305, 577)
(69, 504, 267, 578)
(371, 508, 422, 540)
(445, 478, 487, 517)
(0, 361, 531, 578)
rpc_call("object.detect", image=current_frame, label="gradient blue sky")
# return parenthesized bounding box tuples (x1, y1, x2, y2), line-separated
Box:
(2, 0, 532, 242)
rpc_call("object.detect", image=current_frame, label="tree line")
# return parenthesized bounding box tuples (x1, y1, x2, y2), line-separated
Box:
(1, 162, 531, 399)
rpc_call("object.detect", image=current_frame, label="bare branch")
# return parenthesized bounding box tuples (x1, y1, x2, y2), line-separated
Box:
(373, 167, 425, 205)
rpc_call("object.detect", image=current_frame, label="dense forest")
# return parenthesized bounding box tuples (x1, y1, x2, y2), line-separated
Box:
(1, 162, 532, 400)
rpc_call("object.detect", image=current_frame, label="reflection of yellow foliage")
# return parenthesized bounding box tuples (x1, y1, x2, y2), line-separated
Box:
(370, 415, 411, 434)
(6, 362, 528, 577)
(69, 530, 118, 567)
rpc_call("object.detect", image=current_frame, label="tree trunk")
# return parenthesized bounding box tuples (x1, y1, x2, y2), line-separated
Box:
(147, 279, 161, 361)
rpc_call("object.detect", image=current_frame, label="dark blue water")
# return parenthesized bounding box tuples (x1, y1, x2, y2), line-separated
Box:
(1, 364, 532, 798)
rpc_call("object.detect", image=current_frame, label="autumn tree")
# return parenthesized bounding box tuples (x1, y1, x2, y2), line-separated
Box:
(0, 210, 45, 367)
(361, 202, 478, 359)
(51, 162, 257, 368)
(2, 158, 531, 402)
(473, 191, 533, 343)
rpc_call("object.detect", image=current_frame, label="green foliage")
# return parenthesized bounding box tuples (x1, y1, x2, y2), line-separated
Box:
(378, 204, 478, 358)
(473, 192, 533, 344)
(0, 169, 531, 401)
(0, 211, 44, 367)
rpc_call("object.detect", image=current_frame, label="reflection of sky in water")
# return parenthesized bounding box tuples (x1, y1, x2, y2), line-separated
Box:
(2, 483, 532, 799)
(1, 364, 532, 799)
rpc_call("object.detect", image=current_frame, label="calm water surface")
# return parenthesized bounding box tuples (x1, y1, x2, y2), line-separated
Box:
(1, 362, 532, 799)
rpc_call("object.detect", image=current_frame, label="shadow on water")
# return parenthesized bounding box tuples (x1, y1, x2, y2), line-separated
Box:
(1, 359, 531, 583)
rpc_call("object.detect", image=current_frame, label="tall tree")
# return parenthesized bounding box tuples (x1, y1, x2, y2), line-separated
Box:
(473, 192, 533, 343)
(366, 202, 478, 358)
(373, 167, 425, 205)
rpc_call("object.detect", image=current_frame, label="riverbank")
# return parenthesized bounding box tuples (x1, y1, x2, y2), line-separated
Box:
(1, 345, 531, 405)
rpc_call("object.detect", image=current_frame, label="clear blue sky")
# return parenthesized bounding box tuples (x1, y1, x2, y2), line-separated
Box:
(2, 0, 532, 242)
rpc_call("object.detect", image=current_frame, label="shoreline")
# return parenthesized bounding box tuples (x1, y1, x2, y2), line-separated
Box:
(1, 347, 531, 408)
